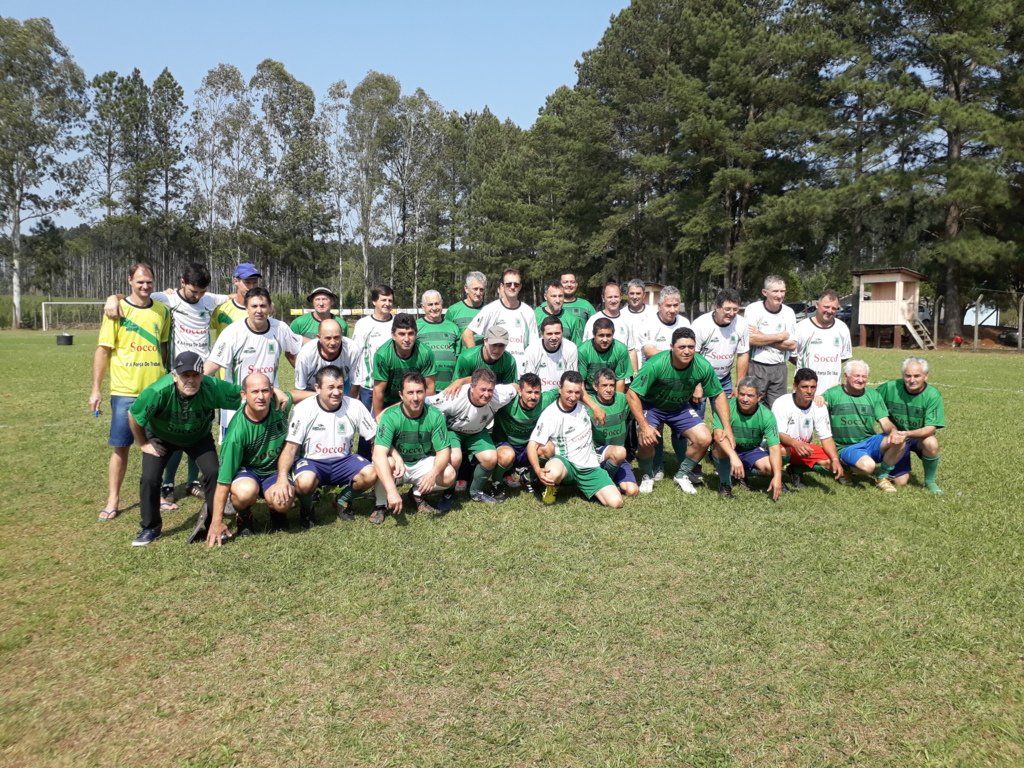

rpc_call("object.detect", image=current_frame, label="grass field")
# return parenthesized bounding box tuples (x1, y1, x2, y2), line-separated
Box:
(2, 330, 1024, 767)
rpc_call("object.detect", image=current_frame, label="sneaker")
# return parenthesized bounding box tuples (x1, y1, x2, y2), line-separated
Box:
(470, 492, 500, 504)
(131, 526, 162, 547)
(336, 487, 355, 521)
(653, 469, 665, 482)
(541, 485, 557, 505)
(436, 491, 454, 514)
(718, 485, 734, 499)
(456, 480, 467, 493)
(489, 487, 508, 503)
(369, 506, 387, 525)
(503, 473, 522, 490)
(270, 512, 289, 532)
(688, 470, 705, 487)
(639, 475, 655, 494)
(788, 472, 806, 490)
(188, 480, 205, 500)
(673, 474, 697, 495)
(875, 477, 898, 493)
(299, 508, 317, 529)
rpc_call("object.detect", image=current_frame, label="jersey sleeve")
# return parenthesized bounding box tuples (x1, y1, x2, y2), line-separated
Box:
(428, 409, 450, 452)
(492, 384, 517, 408)
(870, 390, 890, 421)
(375, 409, 397, 448)
(98, 314, 118, 349)
(736, 323, 750, 355)
(207, 326, 235, 368)
(628, 359, 655, 399)
(286, 405, 309, 445)
(293, 346, 310, 390)
(128, 385, 158, 428)
(283, 326, 303, 355)
(760, 407, 780, 446)
(524, 309, 539, 349)
(812, 403, 833, 440)
(529, 410, 555, 446)
(698, 358, 724, 397)
(925, 389, 946, 428)
(157, 305, 171, 342)
(353, 399, 378, 440)
(467, 306, 491, 335)
(209, 376, 244, 410)
(371, 343, 389, 382)
(497, 353, 519, 384)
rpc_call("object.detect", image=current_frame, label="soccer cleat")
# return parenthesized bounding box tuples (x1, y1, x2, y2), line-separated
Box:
(639, 476, 655, 494)
(503, 473, 522, 490)
(837, 475, 855, 487)
(270, 512, 289, 532)
(926, 482, 944, 495)
(299, 508, 317, 530)
(335, 487, 355, 521)
(456, 480, 467, 493)
(787, 472, 806, 490)
(734, 477, 751, 492)
(236, 512, 255, 537)
(188, 480, 205, 500)
(131, 526, 162, 547)
(369, 506, 387, 525)
(779, 482, 796, 494)
(541, 485, 557, 505)
(673, 474, 697, 495)
(718, 485, 733, 499)
(436, 491, 454, 514)
(653, 469, 665, 482)
(875, 477, 898, 493)
(470, 491, 500, 504)
(489, 486, 508, 503)
(687, 470, 705, 487)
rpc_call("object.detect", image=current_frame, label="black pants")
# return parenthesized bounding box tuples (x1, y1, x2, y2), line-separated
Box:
(139, 434, 219, 530)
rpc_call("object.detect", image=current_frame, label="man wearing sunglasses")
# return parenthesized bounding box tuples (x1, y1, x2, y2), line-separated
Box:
(464, 268, 538, 376)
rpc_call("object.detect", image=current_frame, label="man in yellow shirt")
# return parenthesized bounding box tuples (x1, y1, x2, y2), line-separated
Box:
(90, 263, 170, 520)
(212, 263, 261, 333)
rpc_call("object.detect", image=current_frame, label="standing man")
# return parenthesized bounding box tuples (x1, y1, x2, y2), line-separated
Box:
(623, 279, 653, 333)
(772, 368, 844, 487)
(291, 286, 348, 339)
(589, 368, 639, 498)
(445, 271, 487, 346)
(583, 283, 638, 372)
(636, 286, 690, 367)
(823, 360, 901, 492)
(371, 313, 438, 416)
(492, 373, 559, 493)
(417, 290, 462, 390)
(447, 326, 520, 394)
(293, 318, 355, 391)
(628, 328, 733, 494)
(349, 285, 395, 411)
(876, 357, 945, 494)
(372, 371, 456, 519)
(792, 289, 852, 395)
(690, 288, 750, 404)
(745, 275, 797, 408)
(212, 263, 262, 334)
(522, 315, 579, 392)
(278, 366, 380, 525)
(557, 270, 597, 326)
(528, 371, 624, 509)
(535, 280, 585, 345)
(577, 318, 634, 394)
(465, 267, 538, 375)
(91, 263, 170, 521)
(710, 378, 784, 500)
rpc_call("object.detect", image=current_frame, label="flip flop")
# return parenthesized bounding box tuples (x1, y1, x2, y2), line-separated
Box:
(98, 508, 118, 521)
(160, 500, 179, 512)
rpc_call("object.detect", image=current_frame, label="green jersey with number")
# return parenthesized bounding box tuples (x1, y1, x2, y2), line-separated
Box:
(823, 385, 889, 447)
(372, 340, 438, 409)
(629, 351, 722, 411)
(453, 345, 519, 384)
(445, 301, 484, 345)
(130, 374, 241, 446)
(713, 399, 779, 452)
(577, 339, 633, 393)
(493, 389, 558, 446)
(291, 312, 348, 339)
(375, 403, 450, 463)
(218, 393, 293, 482)
(876, 380, 945, 433)
(417, 317, 461, 388)
(590, 392, 631, 447)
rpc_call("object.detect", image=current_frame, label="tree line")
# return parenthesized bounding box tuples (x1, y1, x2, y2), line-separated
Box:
(2, 1, 1023, 336)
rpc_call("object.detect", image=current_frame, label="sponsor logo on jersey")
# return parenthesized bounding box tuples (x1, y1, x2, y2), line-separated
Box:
(130, 342, 158, 352)
(247, 364, 275, 375)
(311, 423, 326, 432)
(243, 346, 257, 355)
(314, 443, 350, 455)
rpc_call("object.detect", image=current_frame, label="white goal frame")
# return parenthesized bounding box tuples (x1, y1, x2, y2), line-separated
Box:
(42, 301, 107, 332)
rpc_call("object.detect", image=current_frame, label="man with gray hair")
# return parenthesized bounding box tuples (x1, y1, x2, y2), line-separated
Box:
(876, 357, 945, 493)
(636, 285, 690, 367)
(746, 275, 797, 408)
(417, 289, 461, 389)
(445, 271, 487, 346)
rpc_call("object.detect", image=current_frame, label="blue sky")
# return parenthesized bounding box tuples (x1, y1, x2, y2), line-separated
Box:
(8, 0, 629, 127)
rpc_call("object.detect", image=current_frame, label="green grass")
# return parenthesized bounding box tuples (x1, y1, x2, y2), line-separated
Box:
(2, 330, 1024, 767)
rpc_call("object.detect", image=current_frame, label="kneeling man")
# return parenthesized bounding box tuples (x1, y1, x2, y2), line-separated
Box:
(710, 378, 784, 500)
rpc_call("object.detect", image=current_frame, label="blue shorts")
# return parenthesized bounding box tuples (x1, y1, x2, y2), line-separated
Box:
(109, 395, 137, 447)
(497, 442, 531, 468)
(293, 454, 371, 487)
(600, 457, 637, 486)
(737, 447, 770, 474)
(890, 438, 922, 478)
(697, 375, 733, 419)
(233, 469, 285, 496)
(839, 433, 886, 467)
(643, 404, 703, 438)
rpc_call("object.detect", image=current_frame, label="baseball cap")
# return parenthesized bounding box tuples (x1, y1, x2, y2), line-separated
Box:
(172, 351, 205, 375)
(306, 286, 339, 303)
(485, 326, 510, 344)
(233, 263, 262, 279)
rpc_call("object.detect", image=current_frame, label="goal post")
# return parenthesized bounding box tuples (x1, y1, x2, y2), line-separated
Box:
(41, 302, 107, 332)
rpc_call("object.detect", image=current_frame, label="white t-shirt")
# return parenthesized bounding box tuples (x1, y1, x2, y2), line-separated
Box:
(426, 383, 516, 434)
(152, 290, 229, 359)
(530, 400, 601, 469)
(286, 395, 377, 461)
(793, 318, 852, 393)
(771, 393, 832, 443)
(582, 311, 637, 350)
(522, 339, 579, 392)
(467, 299, 539, 375)
(207, 318, 302, 387)
(745, 301, 797, 366)
(350, 315, 395, 388)
(294, 337, 357, 390)
(690, 311, 750, 382)
(636, 312, 691, 365)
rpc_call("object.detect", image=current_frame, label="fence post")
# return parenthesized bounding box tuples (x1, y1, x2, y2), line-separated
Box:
(933, 297, 943, 344)
(1018, 295, 1023, 351)
(974, 294, 983, 350)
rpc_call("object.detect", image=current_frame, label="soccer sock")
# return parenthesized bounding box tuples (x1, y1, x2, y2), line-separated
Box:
(676, 456, 698, 478)
(299, 493, 314, 513)
(471, 462, 491, 496)
(373, 481, 388, 506)
(162, 450, 184, 486)
(604, 455, 623, 473)
(493, 462, 511, 482)
(336, 485, 355, 507)
(810, 463, 832, 477)
(876, 462, 895, 479)
(638, 455, 655, 480)
(653, 439, 664, 473)
(922, 454, 942, 492)
(185, 455, 200, 485)
(670, 434, 688, 468)
(712, 455, 732, 488)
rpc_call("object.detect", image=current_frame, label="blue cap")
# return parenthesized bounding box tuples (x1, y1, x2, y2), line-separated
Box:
(233, 263, 261, 279)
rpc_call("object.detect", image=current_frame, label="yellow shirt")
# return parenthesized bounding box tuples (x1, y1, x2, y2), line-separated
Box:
(212, 298, 247, 333)
(98, 298, 171, 396)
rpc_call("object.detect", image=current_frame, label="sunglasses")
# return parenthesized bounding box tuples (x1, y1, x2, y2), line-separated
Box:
(503, 281, 521, 288)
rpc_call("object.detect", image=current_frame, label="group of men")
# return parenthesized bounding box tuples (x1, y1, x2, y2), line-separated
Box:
(91, 265, 946, 547)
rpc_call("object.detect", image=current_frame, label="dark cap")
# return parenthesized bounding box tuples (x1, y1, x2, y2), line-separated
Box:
(233, 263, 261, 279)
(172, 351, 205, 375)
(306, 286, 339, 303)
(485, 326, 510, 345)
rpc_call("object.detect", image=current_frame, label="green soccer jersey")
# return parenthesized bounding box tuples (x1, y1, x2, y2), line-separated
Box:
(823, 385, 889, 447)
(590, 392, 631, 447)
(493, 389, 559, 446)
(375, 403, 450, 463)
(535, 307, 585, 345)
(713, 399, 780, 452)
(372, 340, 438, 409)
(445, 301, 484, 345)
(545, 297, 597, 326)
(130, 374, 242, 446)
(876, 380, 945, 433)
(417, 317, 461, 388)
(291, 311, 348, 339)
(577, 339, 633, 393)
(629, 351, 722, 411)
(217, 393, 293, 482)
(453, 345, 519, 384)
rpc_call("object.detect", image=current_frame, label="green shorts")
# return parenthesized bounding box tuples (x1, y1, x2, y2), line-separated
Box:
(447, 429, 496, 457)
(553, 459, 613, 499)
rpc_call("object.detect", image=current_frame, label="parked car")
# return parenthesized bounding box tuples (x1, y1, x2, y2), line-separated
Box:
(794, 304, 816, 322)
(997, 328, 1019, 346)
(836, 305, 853, 324)
(917, 304, 932, 324)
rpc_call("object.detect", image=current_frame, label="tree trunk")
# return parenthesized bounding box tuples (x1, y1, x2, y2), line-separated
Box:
(11, 211, 22, 327)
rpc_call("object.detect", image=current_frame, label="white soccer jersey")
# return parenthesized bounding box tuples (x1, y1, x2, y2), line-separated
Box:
(636, 312, 691, 365)
(582, 311, 637, 349)
(467, 299, 539, 375)
(771, 393, 832, 443)
(207, 317, 302, 387)
(426, 383, 517, 434)
(690, 311, 750, 381)
(294, 337, 357, 390)
(745, 301, 797, 366)
(350, 315, 394, 388)
(522, 339, 579, 392)
(793, 318, 852, 393)
(152, 290, 230, 359)
(530, 400, 601, 469)
(286, 395, 377, 460)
